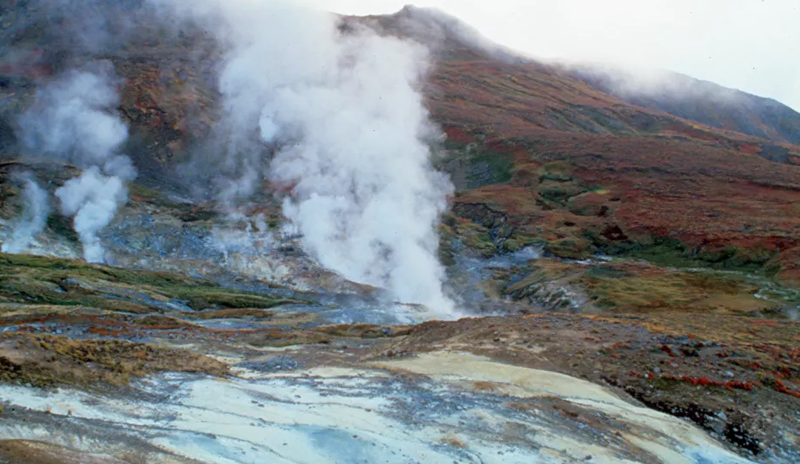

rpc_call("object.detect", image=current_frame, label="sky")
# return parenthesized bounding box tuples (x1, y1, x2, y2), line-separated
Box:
(301, 0, 800, 111)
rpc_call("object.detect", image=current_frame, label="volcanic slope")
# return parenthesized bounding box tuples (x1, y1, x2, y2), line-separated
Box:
(353, 7, 800, 286)
(5, 3, 799, 281)
(0, 3, 799, 463)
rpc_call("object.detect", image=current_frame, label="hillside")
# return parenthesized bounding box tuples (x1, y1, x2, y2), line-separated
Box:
(352, 7, 800, 288)
(0, 2, 799, 463)
(4, 3, 800, 273)
(362, 6, 800, 144)
(572, 66, 800, 146)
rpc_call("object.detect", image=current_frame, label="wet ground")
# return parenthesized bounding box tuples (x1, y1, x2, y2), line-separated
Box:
(0, 175, 798, 463)
(0, 340, 759, 464)
(0, 249, 797, 463)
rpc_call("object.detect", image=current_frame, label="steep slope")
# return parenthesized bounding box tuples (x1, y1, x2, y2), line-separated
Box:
(360, 7, 800, 285)
(2, 2, 800, 290)
(358, 6, 800, 144)
(572, 66, 800, 146)
(2, 2, 800, 288)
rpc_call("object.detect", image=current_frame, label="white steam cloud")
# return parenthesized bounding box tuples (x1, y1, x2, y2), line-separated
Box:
(209, 213, 273, 264)
(55, 166, 129, 263)
(158, 0, 456, 314)
(19, 64, 135, 263)
(20, 67, 129, 167)
(1, 174, 50, 254)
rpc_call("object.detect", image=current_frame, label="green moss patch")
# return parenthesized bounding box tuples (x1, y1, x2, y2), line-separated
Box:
(0, 253, 301, 314)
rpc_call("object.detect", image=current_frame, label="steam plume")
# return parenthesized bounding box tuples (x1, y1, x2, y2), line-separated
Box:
(1, 174, 50, 254)
(158, 0, 456, 314)
(55, 166, 129, 263)
(209, 213, 273, 264)
(19, 64, 135, 263)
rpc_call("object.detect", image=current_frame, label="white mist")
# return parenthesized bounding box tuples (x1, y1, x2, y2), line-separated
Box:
(1, 174, 50, 254)
(19, 65, 135, 263)
(158, 0, 457, 315)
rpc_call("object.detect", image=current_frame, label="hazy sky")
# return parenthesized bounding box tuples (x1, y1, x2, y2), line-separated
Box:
(301, 0, 800, 111)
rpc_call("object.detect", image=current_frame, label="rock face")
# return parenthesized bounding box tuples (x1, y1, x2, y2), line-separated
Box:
(0, 2, 799, 464)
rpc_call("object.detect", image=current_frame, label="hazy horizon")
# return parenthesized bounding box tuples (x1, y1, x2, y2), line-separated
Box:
(302, 0, 800, 112)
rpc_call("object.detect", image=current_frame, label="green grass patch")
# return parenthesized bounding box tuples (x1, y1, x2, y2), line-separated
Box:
(468, 151, 514, 185)
(0, 253, 301, 313)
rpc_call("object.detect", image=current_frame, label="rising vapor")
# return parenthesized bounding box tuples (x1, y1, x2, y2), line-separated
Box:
(55, 167, 129, 263)
(158, 0, 457, 314)
(1, 174, 50, 254)
(19, 64, 135, 263)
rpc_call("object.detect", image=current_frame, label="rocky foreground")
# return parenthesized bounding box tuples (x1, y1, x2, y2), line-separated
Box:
(0, 246, 797, 463)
